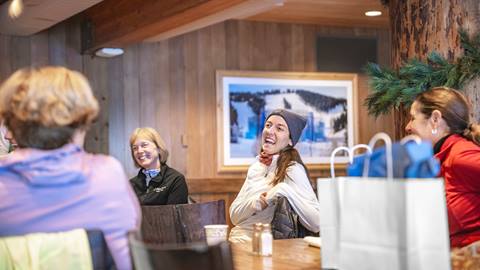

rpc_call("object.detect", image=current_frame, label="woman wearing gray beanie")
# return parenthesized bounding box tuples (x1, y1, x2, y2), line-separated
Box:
(229, 109, 320, 242)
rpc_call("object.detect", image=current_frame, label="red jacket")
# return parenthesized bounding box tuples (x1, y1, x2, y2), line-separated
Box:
(435, 134, 480, 247)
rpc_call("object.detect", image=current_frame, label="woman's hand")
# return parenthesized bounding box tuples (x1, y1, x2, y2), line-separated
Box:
(258, 192, 268, 210)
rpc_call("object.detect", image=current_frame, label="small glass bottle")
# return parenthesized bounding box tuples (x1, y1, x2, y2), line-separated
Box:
(259, 223, 272, 256)
(252, 223, 263, 255)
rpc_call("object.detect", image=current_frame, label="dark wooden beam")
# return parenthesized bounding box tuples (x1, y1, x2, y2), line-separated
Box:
(82, 0, 248, 52)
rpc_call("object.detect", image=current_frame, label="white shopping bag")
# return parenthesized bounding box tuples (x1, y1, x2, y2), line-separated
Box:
(338, 133, 451, 270)
(317, 144, 371, 269)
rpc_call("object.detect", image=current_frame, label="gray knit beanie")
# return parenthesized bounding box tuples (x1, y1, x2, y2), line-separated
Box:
(266, 109, 307, 146)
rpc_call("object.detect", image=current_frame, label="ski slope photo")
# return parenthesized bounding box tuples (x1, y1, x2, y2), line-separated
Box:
(227, 80, 352, 162)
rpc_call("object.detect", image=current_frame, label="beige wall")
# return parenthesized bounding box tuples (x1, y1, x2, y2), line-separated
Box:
(0, 18, 393, 226)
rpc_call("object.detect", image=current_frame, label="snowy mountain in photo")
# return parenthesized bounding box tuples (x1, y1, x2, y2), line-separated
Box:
(229, 86, 348, 158)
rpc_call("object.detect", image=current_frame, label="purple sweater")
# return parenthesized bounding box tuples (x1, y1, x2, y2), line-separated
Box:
(0, 144, 140, 270)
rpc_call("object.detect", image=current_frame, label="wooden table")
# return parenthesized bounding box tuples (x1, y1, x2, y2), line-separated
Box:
(231, 238, 321, 270)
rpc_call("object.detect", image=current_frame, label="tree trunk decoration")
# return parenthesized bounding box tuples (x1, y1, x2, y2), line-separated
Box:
(389, 0, 480, 139)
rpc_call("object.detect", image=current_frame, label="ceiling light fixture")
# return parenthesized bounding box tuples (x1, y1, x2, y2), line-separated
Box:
(8, 0, 24, 19)
(365, 10, 382, 17)
(94, 48, 124, 58)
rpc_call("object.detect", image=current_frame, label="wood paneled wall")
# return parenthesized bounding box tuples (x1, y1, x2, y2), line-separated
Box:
(0, 18, 393, 226)
(117, 20, 393, 180)
(0, 16, 111, 155)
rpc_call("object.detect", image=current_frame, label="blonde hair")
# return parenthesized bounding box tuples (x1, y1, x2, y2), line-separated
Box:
(129, 127, 169, 167)
(0, 66, 99, 149)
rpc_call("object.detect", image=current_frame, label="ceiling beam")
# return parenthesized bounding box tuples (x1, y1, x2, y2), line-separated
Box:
(83, 0, 272, 52)
(145, 0, 284, 42)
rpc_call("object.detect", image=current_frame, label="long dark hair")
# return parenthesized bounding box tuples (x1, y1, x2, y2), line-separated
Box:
(416, 86, 480, 146)
(271, 145, 310, 186)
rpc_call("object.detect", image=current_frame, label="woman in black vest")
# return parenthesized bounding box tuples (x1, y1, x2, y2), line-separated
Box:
(129, 127, 188, 205)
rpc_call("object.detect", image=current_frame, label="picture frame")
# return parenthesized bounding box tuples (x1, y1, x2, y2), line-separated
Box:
(216, 70, 358, 173)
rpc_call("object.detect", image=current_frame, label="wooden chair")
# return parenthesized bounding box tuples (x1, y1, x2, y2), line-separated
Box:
(129, 232, 233, 270)
(140, 205, 182, 244)
(140, 200, 226, 244)
(176, 200, 226, 243)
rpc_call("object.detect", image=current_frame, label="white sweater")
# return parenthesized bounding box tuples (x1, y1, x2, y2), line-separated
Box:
(229, 155, 320, 243)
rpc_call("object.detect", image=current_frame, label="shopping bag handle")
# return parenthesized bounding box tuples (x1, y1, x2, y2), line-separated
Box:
(330, 144, 371, 178)
(362, 132, 393, 179)
(400, 135, 422, 145)
(351, 144, 372, 157)
(330, 147, 350, 178)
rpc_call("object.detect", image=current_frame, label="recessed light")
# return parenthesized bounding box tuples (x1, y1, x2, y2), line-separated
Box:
(95, 48, 124, 58)
(8, 0, 24, 19)
(365, 10, 382, 17)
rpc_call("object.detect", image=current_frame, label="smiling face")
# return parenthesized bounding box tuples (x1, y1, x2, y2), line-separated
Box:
(405, 100, 450, 144)
(405, 101, 431, 140)
(131, 139, 161, 170)
(261, 115, 292, 155)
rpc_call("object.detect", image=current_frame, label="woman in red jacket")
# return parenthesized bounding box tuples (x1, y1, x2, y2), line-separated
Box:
(405, 86, 480, 247)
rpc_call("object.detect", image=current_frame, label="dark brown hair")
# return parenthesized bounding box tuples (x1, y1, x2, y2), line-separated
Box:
(271, 145, 311, 186)
(415, 86, 480, 145)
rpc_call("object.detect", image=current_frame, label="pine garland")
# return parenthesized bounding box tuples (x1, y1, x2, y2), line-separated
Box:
(365, 30, 480, 117)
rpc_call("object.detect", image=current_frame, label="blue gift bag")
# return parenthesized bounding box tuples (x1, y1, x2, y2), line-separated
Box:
(347, 139, 440, 178)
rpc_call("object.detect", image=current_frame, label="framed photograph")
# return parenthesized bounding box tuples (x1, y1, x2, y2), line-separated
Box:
(216, 70, 358, 173)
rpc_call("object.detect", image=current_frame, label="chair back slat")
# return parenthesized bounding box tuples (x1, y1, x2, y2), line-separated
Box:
(140, 205, 183, 244)
(140, 200, 226, 244)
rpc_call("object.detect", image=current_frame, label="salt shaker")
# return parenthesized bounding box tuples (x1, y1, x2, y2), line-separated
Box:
(259, 223, 272, 256)
(252, 223, 262, 255)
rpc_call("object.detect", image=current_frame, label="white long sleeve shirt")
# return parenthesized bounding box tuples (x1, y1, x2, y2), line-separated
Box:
(229, 155, 320, 243)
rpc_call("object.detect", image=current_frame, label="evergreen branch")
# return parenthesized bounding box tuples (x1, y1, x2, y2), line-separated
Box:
(365, 29, 480, 117)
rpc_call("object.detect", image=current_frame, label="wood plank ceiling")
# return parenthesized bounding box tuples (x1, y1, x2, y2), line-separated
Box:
(82, 0, 388, 51)
(1, 0, 389, 50)
(247, 0, 389, 28)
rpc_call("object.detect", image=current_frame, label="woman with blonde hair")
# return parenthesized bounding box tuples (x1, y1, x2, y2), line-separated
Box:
(405, 86, 480, 248)
(129, 127, 188, 205)
(0, 66, 140, 270)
